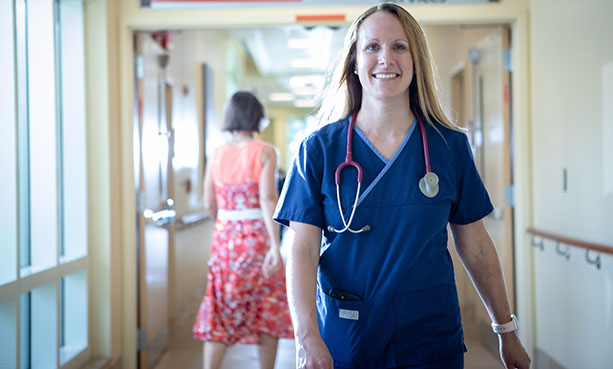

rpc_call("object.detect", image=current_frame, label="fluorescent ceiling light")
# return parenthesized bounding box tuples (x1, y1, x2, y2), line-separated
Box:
(290, 58, 320, 69)
(294, 98, 317, 108)
(288, 38, 322, 49)
(290, 75, 325, 89)
(292, 86, 319, 96)
(269, 92, 295, 102)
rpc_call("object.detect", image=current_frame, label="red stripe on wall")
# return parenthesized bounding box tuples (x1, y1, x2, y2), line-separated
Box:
(296, 14, 345, 22)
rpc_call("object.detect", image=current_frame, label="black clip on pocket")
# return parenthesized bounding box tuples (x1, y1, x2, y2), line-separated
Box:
(328, 288, 363, 301)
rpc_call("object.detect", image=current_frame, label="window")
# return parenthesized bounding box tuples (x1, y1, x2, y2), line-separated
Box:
(0, 1, 88, 368)
(60, 270, 88, 365)
(0, 299, 18, 368)
(26, 0, 59, 276)
(58, 0, 87, 263)
(0, 0, 18, 287)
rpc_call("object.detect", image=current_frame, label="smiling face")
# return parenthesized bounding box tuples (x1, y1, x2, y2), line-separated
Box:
(355, 11, 414, 104)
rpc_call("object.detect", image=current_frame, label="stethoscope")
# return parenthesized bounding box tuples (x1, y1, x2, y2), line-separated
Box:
(327, 109, 439, 234)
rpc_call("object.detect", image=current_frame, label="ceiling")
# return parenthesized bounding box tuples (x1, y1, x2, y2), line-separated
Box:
(228, 25, 348, 109)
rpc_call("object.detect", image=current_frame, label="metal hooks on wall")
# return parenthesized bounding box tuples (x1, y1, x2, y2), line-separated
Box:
(531, 234, 544, 251)
(527, 228, 607, 270)
(585, 249, 601, 270)
(555, 241, 571, 260)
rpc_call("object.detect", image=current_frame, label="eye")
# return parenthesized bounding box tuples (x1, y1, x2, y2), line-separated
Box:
(365, 43, 380, 52)
(393, 43, 408, 52)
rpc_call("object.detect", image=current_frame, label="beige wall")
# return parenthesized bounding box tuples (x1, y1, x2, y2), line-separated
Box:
(530, 0, 613, 367)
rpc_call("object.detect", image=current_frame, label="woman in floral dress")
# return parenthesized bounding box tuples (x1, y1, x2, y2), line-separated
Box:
(193, 91, 294, 369)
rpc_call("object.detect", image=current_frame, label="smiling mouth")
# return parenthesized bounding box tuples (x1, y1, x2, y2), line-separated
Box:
(374, 73, 399, 79)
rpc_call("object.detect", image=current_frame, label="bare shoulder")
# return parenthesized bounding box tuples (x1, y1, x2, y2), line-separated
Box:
(260, 143, 278, 165)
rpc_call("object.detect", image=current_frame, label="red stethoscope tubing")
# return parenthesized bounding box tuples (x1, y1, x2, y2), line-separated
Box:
(335, 111, 363, 185)
(416, 113, 432, 173)
(329, 109, 435, 233)
(335, 109, 431, 186)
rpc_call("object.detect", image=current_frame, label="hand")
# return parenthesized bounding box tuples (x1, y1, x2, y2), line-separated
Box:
(296, 335, 334, 369)
(498, 333, 531, 369)
(262, 248, 281, 278)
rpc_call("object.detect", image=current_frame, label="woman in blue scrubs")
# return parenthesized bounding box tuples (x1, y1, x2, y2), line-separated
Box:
(274, 3, 530, 369)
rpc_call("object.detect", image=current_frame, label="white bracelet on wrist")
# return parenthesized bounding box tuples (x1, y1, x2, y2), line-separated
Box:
(491, 314, 519, 334)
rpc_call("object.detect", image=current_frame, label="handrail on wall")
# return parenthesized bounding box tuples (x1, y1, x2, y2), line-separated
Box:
(527, 227, 612, 270)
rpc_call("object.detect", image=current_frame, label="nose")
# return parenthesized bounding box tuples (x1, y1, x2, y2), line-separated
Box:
(378, 47, 392, 65)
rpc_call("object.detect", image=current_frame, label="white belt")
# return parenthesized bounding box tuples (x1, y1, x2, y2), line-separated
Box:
(217, 208, 263, 221)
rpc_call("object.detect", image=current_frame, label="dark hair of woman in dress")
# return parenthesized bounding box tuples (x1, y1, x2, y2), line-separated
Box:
(222, 91, 265, 132)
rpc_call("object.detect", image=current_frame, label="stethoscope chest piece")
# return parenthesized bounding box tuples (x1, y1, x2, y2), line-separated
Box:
(419, 172, 439, 198)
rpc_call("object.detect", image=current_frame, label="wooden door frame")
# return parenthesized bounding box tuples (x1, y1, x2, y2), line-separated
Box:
(134, 31, 174, 369)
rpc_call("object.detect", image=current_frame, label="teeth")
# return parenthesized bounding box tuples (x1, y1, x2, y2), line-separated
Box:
(375, 73, 397, 79)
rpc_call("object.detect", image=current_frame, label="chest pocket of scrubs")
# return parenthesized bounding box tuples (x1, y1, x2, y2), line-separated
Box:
(319, 292, 370, 364)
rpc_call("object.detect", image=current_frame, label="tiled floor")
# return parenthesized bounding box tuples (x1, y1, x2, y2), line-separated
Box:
(153, 299, 504, 369)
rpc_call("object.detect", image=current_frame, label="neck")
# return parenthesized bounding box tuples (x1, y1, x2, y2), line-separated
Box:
(356, 96, 414, 135)
(227, 130, 255, 145)
(231, 130, 254, 139)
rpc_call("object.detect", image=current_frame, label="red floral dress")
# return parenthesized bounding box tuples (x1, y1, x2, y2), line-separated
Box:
(193, 139, 294, 344)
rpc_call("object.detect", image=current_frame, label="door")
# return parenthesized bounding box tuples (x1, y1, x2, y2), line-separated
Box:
(134, 31, 176, 369)
(448, 26, 515, 346)
(470, 25, 516, 329)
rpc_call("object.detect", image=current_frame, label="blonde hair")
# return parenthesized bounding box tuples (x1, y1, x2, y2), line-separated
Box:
(317, 3, 459, 132)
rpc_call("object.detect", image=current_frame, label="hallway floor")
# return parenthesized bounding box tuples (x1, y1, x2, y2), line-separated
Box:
(153, 299, 505, 369)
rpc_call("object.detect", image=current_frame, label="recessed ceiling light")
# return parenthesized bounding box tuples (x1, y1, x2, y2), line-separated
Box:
(269, 92, 295, 102)
(290, 75, 325, 89)
(288, 38, 318, 49)
(292, 87, 319, 96)
(290, 58, 320, 69)
(294, 98, 316, 108)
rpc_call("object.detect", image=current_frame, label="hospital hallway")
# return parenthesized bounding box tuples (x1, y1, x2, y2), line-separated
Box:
(2, 1, 613, 369)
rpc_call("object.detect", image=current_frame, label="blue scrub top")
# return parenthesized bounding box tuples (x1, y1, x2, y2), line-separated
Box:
(274, 115, 493, 369)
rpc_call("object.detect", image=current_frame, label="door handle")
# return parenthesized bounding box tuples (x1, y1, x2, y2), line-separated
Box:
(143, 208, 176, 226)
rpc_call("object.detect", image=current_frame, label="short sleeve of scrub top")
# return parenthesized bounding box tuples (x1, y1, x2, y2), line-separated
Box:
(449, 134, 493, 224)
(274, 137, 325, 229)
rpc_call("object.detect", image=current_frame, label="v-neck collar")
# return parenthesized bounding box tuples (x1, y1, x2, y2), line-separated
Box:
(353, 118, 417, 206)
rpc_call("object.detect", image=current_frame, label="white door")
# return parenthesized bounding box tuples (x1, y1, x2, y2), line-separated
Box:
(449, 26, 515, 341)
(467, 25, 516, 332)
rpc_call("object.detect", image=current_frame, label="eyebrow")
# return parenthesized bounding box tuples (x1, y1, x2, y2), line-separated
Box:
(361, 38, 408, 44)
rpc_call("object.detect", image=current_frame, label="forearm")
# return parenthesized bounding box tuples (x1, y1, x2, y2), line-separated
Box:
(451, 221, 512, 324)
(460, 240, 512, 324)
(287, 224, 322, 341)
(205, 202, 218, 220)
(203, 163, 217, 219)
(452, 220, 531, 368)
(260, 197, 281, 249)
